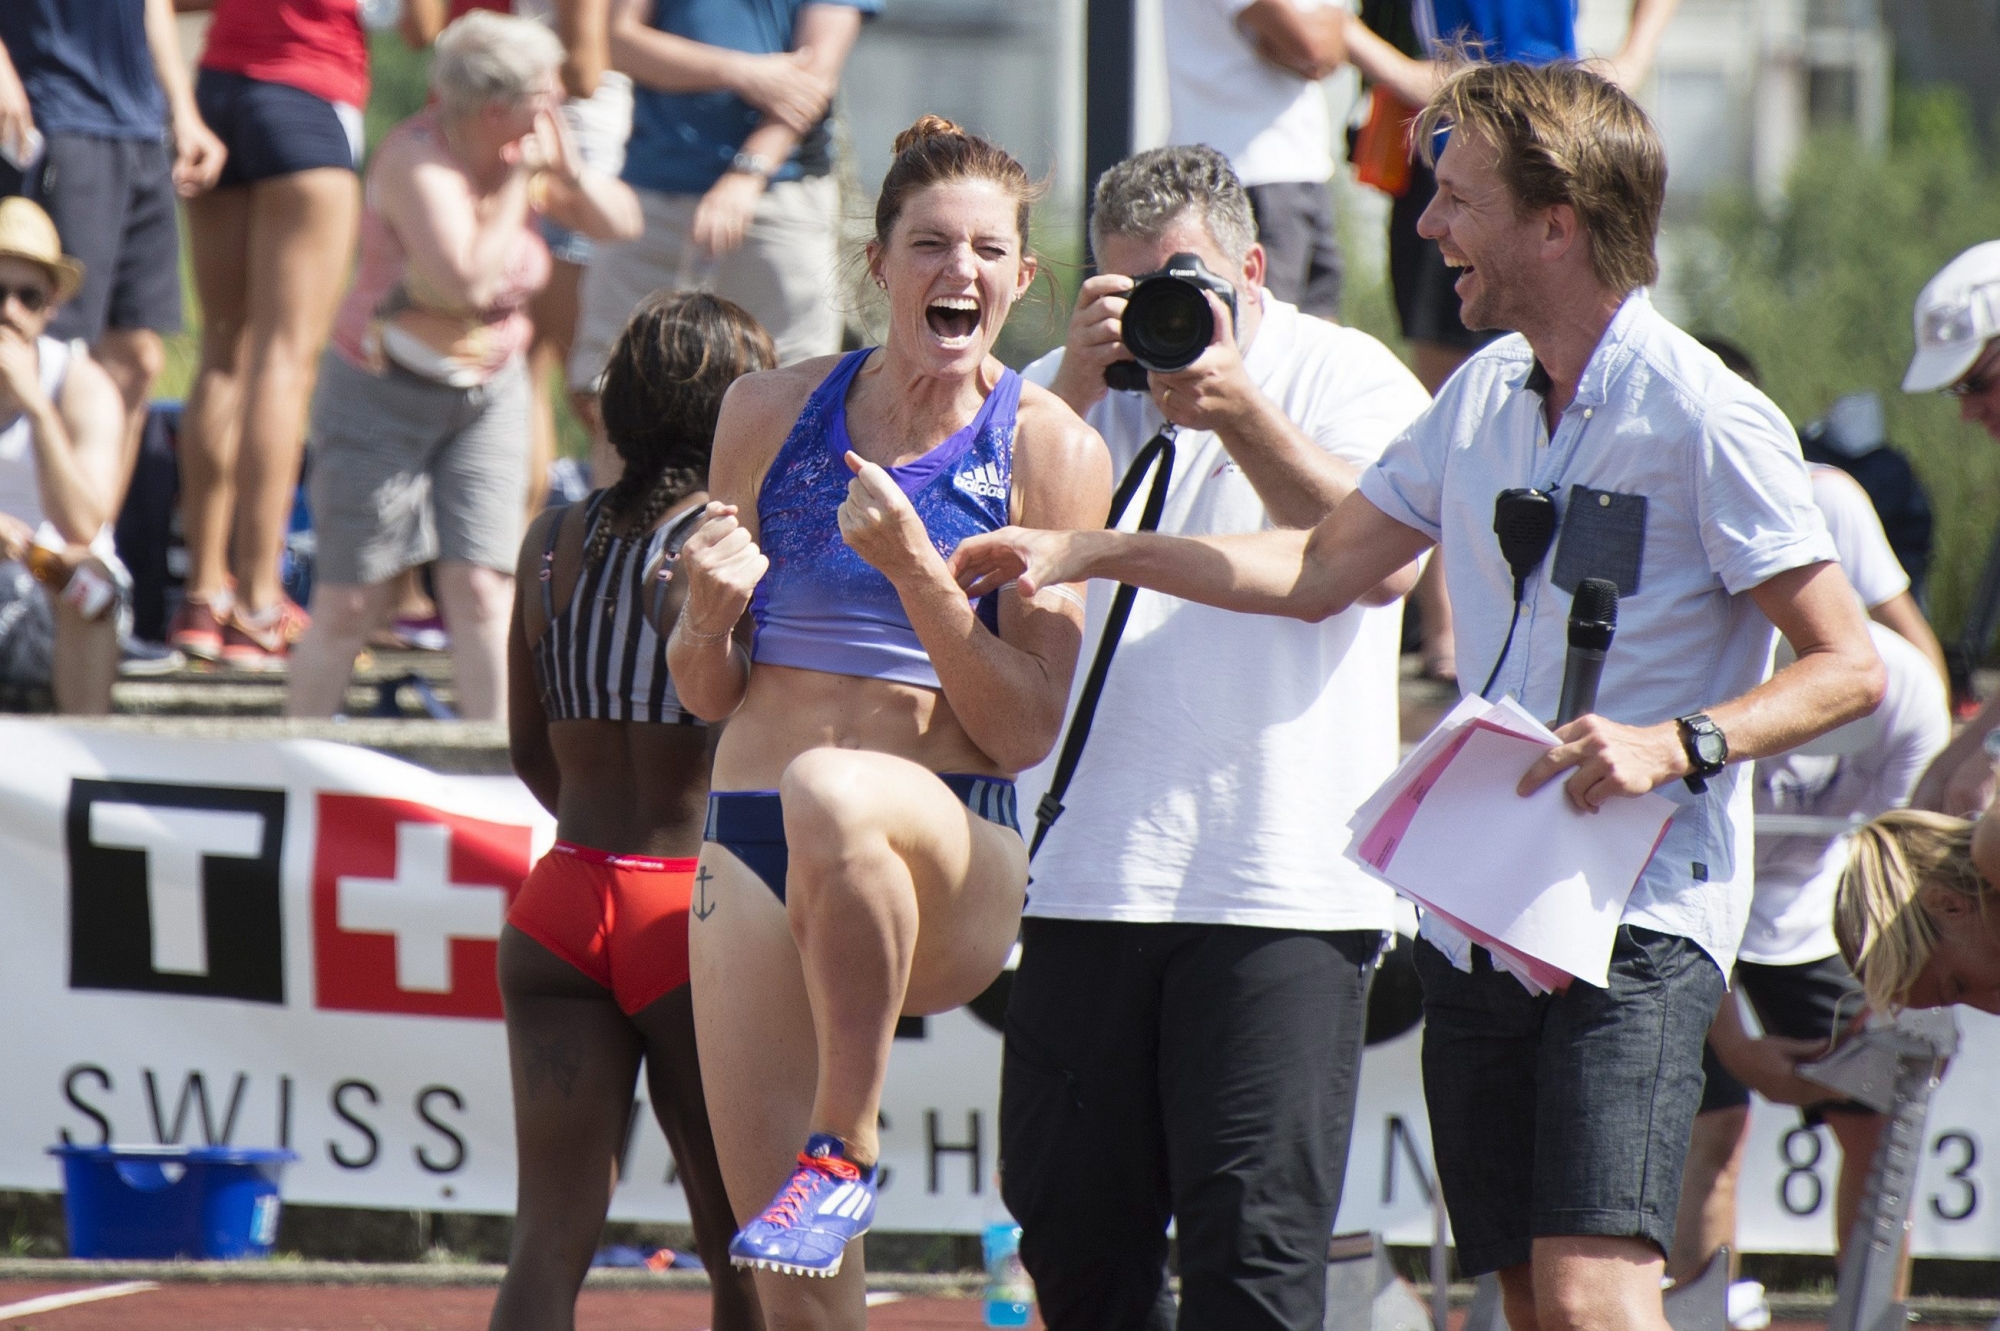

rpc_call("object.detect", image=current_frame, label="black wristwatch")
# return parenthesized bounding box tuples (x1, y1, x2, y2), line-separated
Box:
(1675, 713, 1728, 793)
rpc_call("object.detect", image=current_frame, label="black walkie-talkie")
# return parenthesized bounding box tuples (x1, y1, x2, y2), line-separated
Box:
(1493, 488, 1558, 595)
(1479, 488, 1559, 698)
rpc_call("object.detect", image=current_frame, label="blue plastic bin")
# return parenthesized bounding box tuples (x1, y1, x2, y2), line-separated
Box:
(49, 1145, 297, 1260)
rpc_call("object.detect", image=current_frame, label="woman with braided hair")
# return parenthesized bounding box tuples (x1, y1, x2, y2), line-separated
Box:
(495, 291, 773, 1331)
(1836, 807, 2000, 1013)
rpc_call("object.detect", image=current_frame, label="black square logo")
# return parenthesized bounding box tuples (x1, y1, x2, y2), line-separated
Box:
(67, 779, 288, 1003)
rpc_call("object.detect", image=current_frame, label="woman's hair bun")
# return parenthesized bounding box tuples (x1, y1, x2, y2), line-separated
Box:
(893, 114, 967, 156)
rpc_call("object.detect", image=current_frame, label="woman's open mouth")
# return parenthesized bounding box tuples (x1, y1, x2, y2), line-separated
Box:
(926, 296, 981, 347)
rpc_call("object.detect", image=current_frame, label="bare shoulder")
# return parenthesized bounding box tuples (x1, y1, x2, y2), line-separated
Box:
(1011, 378, 1111, 528)
(1014, 377, 1111, 483)
(56, 346, 123, 436)
(718, 355, 844, 436)
(710, 356, 847, 509)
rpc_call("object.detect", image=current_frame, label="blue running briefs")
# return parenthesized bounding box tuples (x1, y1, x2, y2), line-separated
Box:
(703, 774, 1020, 903)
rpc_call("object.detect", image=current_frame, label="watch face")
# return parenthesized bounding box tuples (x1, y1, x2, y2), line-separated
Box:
(1694, 729, 1727, 767)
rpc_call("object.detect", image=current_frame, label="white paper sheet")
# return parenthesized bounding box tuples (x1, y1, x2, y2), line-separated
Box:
(1383, 726, 1675, 987)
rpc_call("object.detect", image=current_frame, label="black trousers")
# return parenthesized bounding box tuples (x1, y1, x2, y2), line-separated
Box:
(999, 917, 1378, 1331)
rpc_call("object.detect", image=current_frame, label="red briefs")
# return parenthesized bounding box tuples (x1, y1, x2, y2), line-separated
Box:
(507, 841, 696, 1016)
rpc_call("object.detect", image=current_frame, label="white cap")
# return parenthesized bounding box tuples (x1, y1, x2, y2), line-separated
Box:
(1903, 240, 2000, 392)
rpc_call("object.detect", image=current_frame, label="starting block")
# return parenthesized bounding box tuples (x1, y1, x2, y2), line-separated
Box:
(1800, 1007, 1959, 1331)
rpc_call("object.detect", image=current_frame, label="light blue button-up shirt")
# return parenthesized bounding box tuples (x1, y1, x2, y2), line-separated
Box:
(1358, 292, 1839, 975)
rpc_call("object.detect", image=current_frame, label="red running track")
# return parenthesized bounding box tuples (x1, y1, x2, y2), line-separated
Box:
(0, 1281, 1032, 1330)
(0, 1282, 1983, 1330)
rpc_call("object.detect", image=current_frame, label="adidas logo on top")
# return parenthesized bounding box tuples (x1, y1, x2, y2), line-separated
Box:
(955, 460, 1007, 501)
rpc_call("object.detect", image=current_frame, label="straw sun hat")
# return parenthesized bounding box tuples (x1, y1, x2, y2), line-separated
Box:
(0, 197, 85, 305)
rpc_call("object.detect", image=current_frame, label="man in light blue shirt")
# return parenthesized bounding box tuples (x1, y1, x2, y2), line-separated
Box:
(952, 60, 1883, 1331)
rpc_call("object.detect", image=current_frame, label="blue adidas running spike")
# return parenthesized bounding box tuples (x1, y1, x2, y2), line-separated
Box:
(728, 1133, 879, 1278)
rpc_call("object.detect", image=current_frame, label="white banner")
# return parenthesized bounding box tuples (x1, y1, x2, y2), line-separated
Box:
(5, 721, 1999, 1253)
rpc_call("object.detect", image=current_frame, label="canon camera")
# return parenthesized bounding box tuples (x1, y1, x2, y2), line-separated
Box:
(1102, 252, 1239, 392)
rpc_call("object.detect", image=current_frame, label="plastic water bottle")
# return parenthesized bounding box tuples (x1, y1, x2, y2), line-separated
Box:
(981, 1221, 1033, 1327)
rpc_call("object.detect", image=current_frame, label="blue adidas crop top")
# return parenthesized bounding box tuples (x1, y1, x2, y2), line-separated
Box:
(749, 349, 1018, 688)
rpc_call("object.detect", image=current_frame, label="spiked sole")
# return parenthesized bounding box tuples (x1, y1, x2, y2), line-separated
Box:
(731, 1251, 846, 1278)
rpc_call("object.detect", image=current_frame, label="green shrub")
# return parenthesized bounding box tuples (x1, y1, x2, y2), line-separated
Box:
(1679, 86, 2000, 645)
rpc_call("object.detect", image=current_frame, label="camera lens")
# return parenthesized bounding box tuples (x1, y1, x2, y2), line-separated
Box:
(1122, 277, 1215, 372)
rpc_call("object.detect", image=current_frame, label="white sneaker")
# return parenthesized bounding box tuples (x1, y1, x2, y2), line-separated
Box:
(1726, 1279, 1771, 1331)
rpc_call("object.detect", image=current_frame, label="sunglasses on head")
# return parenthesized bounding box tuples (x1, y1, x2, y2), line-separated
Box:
(0, 283, 50, 314)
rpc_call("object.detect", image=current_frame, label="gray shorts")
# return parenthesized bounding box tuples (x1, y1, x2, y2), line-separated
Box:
(1245, 180, 1343, 320)
(569, 174, 842, 388)
(1416, 926, 1726, 1275)
(307, 352, 530, 586)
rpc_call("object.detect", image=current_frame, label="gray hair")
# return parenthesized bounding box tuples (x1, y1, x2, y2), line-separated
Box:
(1089, 145, 1258, 266)
(430, 10, 564, 118)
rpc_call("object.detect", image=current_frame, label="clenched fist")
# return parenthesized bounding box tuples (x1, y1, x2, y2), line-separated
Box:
(675, 502, 768, 641)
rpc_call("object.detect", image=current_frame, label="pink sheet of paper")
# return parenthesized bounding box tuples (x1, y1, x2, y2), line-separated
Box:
(1354, 727, 1478, 871)
(1411, 900, 1574, 993)
(1354, 715, 1565, 873)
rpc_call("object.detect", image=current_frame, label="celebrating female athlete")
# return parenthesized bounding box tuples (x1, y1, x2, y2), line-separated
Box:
(667, 116, 1110, 1325)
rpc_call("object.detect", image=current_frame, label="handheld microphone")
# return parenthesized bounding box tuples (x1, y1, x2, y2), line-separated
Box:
(1556, 577, 1619, 727)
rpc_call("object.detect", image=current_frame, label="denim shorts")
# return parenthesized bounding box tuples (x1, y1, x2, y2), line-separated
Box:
(1416, 926, 1725, 1275)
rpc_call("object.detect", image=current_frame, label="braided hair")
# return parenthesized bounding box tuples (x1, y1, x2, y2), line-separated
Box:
(585, 291, 778, 570)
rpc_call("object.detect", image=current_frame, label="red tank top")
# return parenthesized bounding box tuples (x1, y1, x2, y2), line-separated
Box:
(200, 0, 370, 110)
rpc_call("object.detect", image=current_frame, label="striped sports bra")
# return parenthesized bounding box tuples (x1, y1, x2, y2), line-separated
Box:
(749, 349, 1019, 689)
(533, 492, 705, 725)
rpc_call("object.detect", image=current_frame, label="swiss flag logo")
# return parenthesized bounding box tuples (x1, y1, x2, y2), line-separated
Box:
(312, 794, 533, 1019)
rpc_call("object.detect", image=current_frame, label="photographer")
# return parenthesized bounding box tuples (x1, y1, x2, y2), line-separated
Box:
(961, 65, 1884, 1331)
(1002, 145, 1428, 1331)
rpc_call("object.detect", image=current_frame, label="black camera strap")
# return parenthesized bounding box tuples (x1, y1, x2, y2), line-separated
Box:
(1029, 424, 1177, 859)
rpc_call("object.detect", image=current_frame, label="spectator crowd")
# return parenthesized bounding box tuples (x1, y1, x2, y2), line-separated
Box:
(0, 0, 866, 719)
(8, 4, 2000, 1331)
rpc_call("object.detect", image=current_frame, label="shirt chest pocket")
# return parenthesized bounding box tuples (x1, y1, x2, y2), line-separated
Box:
(1552, 485, 1648, 595)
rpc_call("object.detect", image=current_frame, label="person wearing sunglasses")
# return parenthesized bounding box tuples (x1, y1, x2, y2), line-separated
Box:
(1902, 242, 2000, 819)
(0, 197, 129, 713)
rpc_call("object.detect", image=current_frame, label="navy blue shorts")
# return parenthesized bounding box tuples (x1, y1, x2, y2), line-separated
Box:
(705, 773, 1019, 904)
(1416, 927, 1725, 1275)
(196, 69, 359, 188)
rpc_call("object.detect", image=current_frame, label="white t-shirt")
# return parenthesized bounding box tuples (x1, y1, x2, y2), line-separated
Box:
(1745, 623, 1949, 965)
(1163, 0, 1336, 187)
(1812, 465, 1908, 611)
(1017, 295, 1430, 930)
(0, 335, 73, 532)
